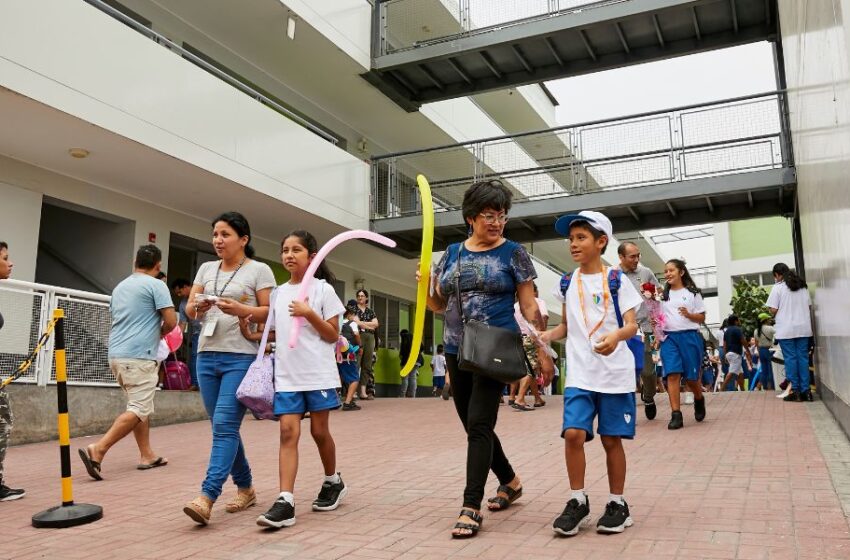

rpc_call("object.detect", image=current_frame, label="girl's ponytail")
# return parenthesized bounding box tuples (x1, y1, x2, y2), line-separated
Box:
(772, 262, 806, 291)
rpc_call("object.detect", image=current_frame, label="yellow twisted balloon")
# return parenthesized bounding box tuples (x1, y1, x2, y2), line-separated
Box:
(400, 175, 434, 377)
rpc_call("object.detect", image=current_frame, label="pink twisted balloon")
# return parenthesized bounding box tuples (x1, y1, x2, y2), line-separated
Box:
(288, 230, 397, 348)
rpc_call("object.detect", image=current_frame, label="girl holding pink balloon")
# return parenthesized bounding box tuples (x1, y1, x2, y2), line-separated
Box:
(255, 230, 348, 530)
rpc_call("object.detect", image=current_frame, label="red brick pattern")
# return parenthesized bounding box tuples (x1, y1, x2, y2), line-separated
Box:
(2, 392, 849, 559)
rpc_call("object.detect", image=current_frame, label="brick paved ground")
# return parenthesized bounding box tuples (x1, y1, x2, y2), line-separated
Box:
(2, 391, 849, 559)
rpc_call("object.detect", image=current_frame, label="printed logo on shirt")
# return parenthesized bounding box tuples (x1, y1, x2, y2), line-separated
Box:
(592, 292, 602, 305)
(624, 413, 632, 424)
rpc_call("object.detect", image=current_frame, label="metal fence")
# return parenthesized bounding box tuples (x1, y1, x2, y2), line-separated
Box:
(378, 0, 626, 55)
(0, 279, 114, 386)
(371, 91, 792, 219)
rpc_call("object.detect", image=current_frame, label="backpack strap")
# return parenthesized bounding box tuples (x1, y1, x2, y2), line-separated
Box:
(608, 268, 624, 329)
(559, 271, 573, 299)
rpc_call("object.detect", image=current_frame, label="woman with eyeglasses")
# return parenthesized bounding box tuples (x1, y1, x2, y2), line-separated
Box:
(420, 180, 555, 538)
(353, 289, 378, 400)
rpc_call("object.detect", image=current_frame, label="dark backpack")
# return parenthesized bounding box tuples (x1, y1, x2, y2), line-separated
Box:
(559, 268, 625, 328)
(341, 320, 358, 347)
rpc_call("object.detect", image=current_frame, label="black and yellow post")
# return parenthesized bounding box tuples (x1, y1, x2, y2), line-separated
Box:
(32, 309, 103, 528)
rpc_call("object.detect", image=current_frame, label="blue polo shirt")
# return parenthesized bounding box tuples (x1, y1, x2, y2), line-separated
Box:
(108, 273, 173, 360)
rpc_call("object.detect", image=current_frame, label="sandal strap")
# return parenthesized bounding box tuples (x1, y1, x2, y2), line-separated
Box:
(453, 522, 479, 531)
(459, 508, 483, 524)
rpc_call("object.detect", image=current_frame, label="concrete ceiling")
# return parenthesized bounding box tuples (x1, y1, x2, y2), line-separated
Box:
(0, 86, 403, 271)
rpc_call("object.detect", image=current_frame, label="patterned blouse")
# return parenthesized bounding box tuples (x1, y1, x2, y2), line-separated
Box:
(434, 240, 537, 354)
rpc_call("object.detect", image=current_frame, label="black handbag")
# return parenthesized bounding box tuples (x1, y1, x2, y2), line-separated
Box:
(454, 245, 531, 384)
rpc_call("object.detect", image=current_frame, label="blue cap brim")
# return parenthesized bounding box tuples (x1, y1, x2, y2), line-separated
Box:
(554, 214, 591, 236)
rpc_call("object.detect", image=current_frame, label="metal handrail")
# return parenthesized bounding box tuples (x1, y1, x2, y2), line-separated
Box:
(373, 90, 787, 160)
(1, 279, 110, 303)
(83, 0, 340, 145)
(378, 0, 631, 56)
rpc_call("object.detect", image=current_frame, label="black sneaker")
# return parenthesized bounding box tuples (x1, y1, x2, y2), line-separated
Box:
(694, 397, 706, 422)
(800, 390, 814, 402)
(342, 402, 361, 411)
(0, 483, 25, 501)
(312, 475, 347, 511)
(256, 497, 295, 529)
(668, 410, 683, 430)
(552, 497, 590, 537)
(783, 391, 800, 402)
(596, 500, 633, 533)
(643, 399, 657, 420)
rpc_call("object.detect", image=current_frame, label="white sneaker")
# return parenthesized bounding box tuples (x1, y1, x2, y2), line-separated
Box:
(776, 387, 792, 399)
(683, 392, 695, 405)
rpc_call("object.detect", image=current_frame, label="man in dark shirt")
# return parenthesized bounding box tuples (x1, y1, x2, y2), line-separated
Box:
(0, 241, 25, 501)
(722, 315, 752, 391)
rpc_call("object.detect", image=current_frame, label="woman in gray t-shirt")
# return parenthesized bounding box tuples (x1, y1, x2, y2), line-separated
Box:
(182, 212, 276, 525)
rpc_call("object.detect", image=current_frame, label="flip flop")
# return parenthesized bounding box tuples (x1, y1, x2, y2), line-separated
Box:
(78, 447, 103, 481)
(137, 457, 168, 470)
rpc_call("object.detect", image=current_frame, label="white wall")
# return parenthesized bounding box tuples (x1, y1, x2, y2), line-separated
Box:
(0, 0, 369, 231)
(0, 182, 42, 282)
(282, 0, 373, 70)
(779, 0, 850, 410)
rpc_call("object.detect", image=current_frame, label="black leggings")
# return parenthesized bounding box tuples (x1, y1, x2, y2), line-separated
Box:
(446, 354, 516, 510)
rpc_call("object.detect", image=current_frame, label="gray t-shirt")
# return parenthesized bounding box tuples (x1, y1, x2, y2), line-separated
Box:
(193, 259, 276, 355)
(620, 263, 660, 333)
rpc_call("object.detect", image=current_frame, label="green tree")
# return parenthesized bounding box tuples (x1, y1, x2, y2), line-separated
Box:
(729, 279, 769, 337)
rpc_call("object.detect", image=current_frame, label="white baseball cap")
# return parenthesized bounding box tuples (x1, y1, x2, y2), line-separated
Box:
(554, 210, 614, 239)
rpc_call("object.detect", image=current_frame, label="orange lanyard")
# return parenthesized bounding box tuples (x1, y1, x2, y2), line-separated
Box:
(576, 267, 610, 340)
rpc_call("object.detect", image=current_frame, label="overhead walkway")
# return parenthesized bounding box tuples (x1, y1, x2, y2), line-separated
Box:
(366, 0, 778, 111)
(370, 91, 796, 256)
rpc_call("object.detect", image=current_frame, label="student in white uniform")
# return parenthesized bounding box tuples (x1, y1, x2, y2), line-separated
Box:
(658, 259, 707, 430)
(256, 230, 347, 529)
(766, 263, 813, 402)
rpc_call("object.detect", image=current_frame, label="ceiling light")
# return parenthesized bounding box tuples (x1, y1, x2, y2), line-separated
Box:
(68, 148, 90, 159)
(287, 15, 296, 40)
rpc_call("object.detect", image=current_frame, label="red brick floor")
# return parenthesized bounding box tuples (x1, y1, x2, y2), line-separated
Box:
(2, 392, 849, 559)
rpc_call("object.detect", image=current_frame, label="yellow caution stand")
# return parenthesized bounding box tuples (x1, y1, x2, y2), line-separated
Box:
(32, 309, 103, 528)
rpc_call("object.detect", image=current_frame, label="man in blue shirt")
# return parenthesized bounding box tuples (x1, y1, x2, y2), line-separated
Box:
(722, 315, 752, 391)
(78, 245, 177, 480)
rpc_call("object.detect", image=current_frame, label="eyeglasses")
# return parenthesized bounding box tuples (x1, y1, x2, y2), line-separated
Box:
(478, 213, 508, 225)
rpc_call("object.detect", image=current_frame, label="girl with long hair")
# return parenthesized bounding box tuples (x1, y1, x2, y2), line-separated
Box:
(255, 230, 347, 529)
(659, 259, 707, 430)
(766, 263, 813, 401)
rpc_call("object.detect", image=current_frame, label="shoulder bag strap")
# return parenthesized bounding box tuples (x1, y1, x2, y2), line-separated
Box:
(255, 287, 278, 361)
(454, 244, 465, 324)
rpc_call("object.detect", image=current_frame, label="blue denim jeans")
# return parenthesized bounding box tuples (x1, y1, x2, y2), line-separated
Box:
(188, 332, 200, 387)
(757, 346, 774, 390)
(197, 351, 255, 500)
(778, 338, 810, 393)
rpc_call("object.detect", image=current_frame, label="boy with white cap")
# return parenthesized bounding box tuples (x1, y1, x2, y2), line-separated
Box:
(540, 211, 642, 536)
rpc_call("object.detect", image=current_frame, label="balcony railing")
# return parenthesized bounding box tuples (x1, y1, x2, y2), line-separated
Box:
(377, 0, 628, 55)
(371, 91, 793, 220)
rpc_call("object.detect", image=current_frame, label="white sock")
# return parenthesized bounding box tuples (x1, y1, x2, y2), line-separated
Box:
(324, 473, 341, 484)
(278, 491, 294, 506)
(609, 494, 624, 505)
(571, 489, 587, 505)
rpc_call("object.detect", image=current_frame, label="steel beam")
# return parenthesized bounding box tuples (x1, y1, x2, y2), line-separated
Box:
(447, 58, 473, 84)
(545, 36, 565, 66)
(615, 22, 631, 54)
(579, 30, 598, 61)
(512, 44, 534, 73)
(652, 14, 666, 48)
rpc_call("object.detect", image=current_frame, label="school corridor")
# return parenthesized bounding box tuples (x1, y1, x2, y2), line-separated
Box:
(3, 392, 849, 560)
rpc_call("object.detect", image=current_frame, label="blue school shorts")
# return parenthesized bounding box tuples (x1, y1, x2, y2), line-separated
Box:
(562, 387, 636, 442)
(660, 330, 704, 381)
(337, 360, 359, 385)
(274, 389, 340, 415)
(433, 376, 446, 390)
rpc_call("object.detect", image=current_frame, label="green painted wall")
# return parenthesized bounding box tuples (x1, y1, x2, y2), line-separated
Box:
(374, 348, 434, 386)
(258, 257, 290, 284)
(729, 217, 793, 260)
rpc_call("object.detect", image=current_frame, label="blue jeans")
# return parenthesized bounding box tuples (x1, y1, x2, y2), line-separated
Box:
(188, 332, 200, 387)
(197, 351, 255, 500)
(757, 347, 774, 390)
(778, 338, 810, 393)
(399, 367, 418, 397)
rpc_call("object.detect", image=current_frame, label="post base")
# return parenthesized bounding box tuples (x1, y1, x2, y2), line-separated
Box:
(32, 503, 103, 528)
